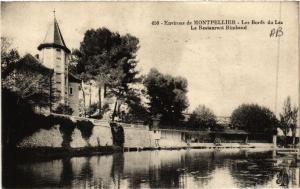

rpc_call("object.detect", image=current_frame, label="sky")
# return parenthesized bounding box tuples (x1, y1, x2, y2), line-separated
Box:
(1, 2, 299, 116)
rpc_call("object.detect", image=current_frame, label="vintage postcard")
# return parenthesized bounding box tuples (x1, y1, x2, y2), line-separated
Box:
(1, 1, 300, 188)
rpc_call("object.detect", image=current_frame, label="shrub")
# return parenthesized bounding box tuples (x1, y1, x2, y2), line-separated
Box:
(110, 122, 124, 147)
(86, 103, 98, 116)
(57, 117, 76, 148)
(76, 120, 94, 145)
(53, 103, 74, 115)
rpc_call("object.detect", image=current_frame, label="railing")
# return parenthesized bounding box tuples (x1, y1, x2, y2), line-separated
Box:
(50, 113, 110, 127)
(119, 123, 149, 130)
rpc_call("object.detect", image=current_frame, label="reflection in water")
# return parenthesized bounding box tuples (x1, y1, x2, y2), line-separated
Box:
(60, 158, 74, 187)
(277, 168, 290, 187)
(111, 153, 124, 189)
(4, 149, 300, 188)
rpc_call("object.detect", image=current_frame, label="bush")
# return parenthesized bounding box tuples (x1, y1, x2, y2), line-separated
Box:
(86, 103, 98, 116)
(53, 103, 74, 115)
(110, 122, 124, 147)
(57, 117, 76, 148)
(76, 120, 94, 145)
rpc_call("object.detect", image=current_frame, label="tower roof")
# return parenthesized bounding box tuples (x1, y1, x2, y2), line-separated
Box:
(38, 17, 71, 53)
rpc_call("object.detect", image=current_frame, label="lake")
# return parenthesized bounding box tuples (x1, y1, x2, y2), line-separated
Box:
(3, 149, 300, 188)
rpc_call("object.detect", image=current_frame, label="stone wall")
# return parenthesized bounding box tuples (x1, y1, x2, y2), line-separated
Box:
(89, 125, 113, 147)
(18, 123, 113, 148)
(17, 119, 274, 149)
(18, 125, 63, 148)
(70, 128, 88, 148)
(18, 120, 156, 149)
(159, 130, 186, 147)
(123, 127, 155, 148)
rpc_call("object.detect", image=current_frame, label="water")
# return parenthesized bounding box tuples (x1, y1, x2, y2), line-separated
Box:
(3, 149, 300, 188)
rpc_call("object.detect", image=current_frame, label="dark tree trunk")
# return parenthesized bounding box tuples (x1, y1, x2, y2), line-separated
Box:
(98, 86, 102, 114)
(112, 99, 118, 122)
(117, 103, 121, 115)
(81, 83, 86, 117)
(104, 84, 107, 98)
(89, 83, 92, 107)
(292, 128, 296, 146)
(284, 134, 288, 148)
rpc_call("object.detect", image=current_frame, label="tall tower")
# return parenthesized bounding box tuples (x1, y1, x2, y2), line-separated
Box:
(37, 13, 70, 106)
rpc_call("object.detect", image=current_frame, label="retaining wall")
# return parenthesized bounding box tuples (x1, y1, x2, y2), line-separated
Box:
(18, 123, 114, 148)
(123, 127, 155, 148)
(18, 125, 63, 148)
(17, 119, 274, 150)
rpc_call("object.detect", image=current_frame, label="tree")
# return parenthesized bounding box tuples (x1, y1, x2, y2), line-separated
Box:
(230, 104, 278, 133)
(279, 96, 298, 146)
(187, 105, 217, 130)
(121, 87, 150, 123)
(143, 68, 189, 126)
(1, 37, 20, 77)
(2, 54, 56, 108)
(73, 28, 140, 120)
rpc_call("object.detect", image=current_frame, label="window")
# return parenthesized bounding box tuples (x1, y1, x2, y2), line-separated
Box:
(55, 75, 62, 81)
(57, 57, 61, 60)
(69, 87, 73, 95)
(56, 49, 61, 52)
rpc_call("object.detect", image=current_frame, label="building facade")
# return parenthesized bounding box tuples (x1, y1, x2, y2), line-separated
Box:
(37, 17, 71, 105)
(36, 16, 82, 116)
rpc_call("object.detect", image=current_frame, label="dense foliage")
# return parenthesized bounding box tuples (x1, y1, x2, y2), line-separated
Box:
(2, 54, 57, 108)
(76, 120, 94, 146)
(57, 117, 76, 148)
(120, 88, 150, 123)
(53, 103, 74, 115)
(230, 104, 278, 133)
(187, 105, 217, 130)
(1, 37, 20, 76)
(143, 68, 189, 125)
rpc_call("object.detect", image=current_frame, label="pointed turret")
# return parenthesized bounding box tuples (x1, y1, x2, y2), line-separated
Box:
(37, 17, 70, 53)
(37, 12, 70, 106)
